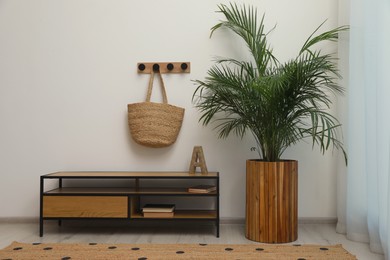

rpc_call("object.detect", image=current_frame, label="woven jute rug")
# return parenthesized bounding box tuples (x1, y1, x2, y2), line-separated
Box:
(0, 241, 357, 260)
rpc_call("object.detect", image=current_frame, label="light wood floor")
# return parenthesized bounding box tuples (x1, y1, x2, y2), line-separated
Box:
(0, 221, 384, 260)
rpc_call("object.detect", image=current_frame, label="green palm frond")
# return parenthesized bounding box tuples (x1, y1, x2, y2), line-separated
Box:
(211, 3, 278, 75)
(193, 3, 348, 163)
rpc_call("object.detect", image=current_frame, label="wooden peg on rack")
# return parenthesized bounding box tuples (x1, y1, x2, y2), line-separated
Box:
(189, 146, 208, 175)
(137, 62, 191, 74)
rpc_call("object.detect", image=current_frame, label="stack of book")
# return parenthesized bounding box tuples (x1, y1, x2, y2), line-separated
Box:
(142, 204, 175, 218)
(188, 185, 217, 193)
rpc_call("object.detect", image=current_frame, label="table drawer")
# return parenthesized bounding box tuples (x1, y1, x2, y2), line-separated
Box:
(43, 196, 128, 218)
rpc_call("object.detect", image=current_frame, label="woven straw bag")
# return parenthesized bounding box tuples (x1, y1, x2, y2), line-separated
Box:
(127, 70, 185, 148)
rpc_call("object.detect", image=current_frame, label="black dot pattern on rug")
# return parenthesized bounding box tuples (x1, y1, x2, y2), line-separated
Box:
(138, 258, 147, 260)
(108, 246, 117, 249)
(225, 247, 234, 251)
(256, 248, 264, 251)
(131, 247, 140, 250)
(176, 251, 185, 254)
(12, 247, 23, 251)
(199, 243, 207, 246)
(43, 247, 52, 250)
(319, 247, 329, 251)
(61, 257, 71, 260)
(89, 243, 97, 245)
(32, 243, 41, 245)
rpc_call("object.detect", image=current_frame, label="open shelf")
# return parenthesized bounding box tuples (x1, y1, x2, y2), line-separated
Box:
(130, 210, 217, 219)
(45, 187, 218, 196)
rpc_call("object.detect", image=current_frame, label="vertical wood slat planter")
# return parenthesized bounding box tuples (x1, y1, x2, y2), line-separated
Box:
(245, 160, 298, 243)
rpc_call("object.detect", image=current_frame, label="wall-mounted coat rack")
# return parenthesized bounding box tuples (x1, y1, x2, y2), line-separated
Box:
(137, 62, 191, 74)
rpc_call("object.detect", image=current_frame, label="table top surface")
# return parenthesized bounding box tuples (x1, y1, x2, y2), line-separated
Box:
(42, 171, 219, 178)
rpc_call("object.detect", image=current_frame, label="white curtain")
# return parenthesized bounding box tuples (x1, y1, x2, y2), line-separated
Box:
(337, 0, 390, 258)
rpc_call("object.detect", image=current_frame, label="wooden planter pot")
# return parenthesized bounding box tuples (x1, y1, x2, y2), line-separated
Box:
(245, 160, 298, 243)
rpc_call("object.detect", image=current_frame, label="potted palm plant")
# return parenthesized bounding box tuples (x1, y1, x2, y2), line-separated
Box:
(193, 3, 348, 243)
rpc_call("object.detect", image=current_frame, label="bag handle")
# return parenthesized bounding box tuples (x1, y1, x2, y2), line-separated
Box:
(146, 70, 168, 103)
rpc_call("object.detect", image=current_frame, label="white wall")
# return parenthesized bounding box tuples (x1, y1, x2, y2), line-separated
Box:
(0, 0, 343, 219)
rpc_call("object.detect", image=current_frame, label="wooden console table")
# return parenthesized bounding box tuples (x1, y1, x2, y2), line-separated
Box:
(39, 171, 219, 237)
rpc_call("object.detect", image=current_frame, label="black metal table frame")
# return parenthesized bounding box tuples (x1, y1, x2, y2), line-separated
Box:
(39, 172, 220, 238)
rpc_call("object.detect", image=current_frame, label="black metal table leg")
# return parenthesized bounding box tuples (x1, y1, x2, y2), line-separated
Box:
(216, 220, 220, 237)
(216, 175, 220, 237)
(39, 176, 44, 237)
